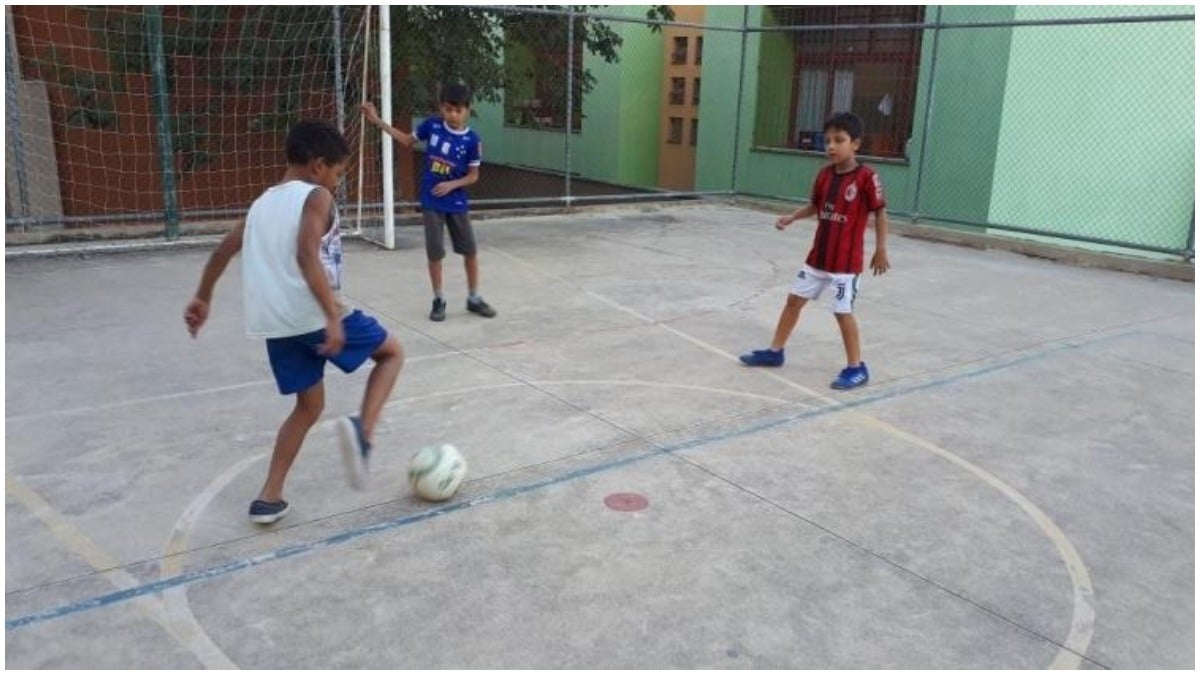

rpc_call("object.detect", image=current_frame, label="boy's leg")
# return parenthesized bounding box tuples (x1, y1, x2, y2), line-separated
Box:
(328, 310, 400, 489)
(447, 212, 496, 317)
(358, 336, 404, 444)
(445, 212, 478, 291)
(830, 276, 868, 389)
(771, 293, 808, 350)
(464, 253, 479, 294)
(831, 275, 862, 367)
(427, 259, 444, 298)
(834, 312, 862, 367)
(423, 210, 447, 313)
(257, 381, 325, 503)
(742, 266, 825, 367)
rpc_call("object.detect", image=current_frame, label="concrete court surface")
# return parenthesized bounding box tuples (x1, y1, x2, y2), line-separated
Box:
(4, 202, 1194, 669)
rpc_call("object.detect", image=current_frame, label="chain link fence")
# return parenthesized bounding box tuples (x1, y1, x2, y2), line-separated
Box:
(5, 5, 1194, 260)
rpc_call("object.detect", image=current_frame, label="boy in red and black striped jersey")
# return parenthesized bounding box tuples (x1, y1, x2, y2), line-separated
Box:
(740, 112, 890, 390)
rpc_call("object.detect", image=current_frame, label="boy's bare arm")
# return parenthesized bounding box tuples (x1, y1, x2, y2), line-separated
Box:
(776, 204, 819, 230)
(431, 165, 480, 197)
(296, 188, 345, 355)
(185, 222, 244, 337)
(870, 208, 891, 275)
(361, 102, 414, 147)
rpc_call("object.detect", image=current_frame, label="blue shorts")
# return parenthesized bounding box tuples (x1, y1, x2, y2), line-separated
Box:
(265, 310, 389, 395)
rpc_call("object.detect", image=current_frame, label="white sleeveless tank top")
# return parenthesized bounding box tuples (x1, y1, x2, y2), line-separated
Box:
(241, 180, 346, 338)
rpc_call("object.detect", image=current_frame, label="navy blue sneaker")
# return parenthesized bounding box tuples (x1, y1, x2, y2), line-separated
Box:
(337, 415, 372, 490)
(430, 298, 447, 322)
(249, 499, 289, 525)
(467, 296, 497, 318)
(739, 348, 785, 367)
(831, 362, 870, 390)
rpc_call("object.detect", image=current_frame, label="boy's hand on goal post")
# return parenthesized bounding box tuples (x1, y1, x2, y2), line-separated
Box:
(360, 102, 381, 126)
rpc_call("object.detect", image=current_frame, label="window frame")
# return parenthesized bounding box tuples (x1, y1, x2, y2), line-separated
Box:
(773, 5, 924, 160)
(671, 36, 688, 65)
(667, 116, 684, 144)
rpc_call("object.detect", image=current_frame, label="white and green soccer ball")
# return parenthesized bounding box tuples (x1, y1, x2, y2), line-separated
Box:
(407, 444, 467, 502)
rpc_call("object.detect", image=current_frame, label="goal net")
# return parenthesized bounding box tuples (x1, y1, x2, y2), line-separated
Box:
(6, 6, 382, 240)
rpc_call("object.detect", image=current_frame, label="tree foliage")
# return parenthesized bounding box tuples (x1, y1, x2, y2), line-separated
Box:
(388, 6, 675, 120)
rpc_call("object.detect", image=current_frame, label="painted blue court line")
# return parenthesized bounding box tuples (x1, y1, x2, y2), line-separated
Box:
(6, 332, 1132, 632)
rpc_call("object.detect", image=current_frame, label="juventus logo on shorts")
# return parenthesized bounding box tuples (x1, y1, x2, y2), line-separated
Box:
(836, 283, 846, 300)
(797, 270, 807, 279)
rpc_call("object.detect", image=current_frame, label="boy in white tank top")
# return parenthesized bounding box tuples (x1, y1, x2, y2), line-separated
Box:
(184, 121, 404, 525)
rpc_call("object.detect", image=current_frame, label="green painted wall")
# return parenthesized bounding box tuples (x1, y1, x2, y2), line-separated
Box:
(473, 5, 1194, 253)
(752, 8, 793, 150)
(471, 6, 663, 188)
(616, 15, 665, 188)
(693, 7, 743, 192)
(913, 6, 1015, 223)
(988, 5, 1194, 250)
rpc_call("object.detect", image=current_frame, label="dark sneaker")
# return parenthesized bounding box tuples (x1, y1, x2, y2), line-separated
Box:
(467, 297, 497, 318)
(337, 415, 371, 490)
(430, 298, 447, 322)
(831, 362, 870, 390)
(739, 348, 785, 367)
(249, 499, 289, 525)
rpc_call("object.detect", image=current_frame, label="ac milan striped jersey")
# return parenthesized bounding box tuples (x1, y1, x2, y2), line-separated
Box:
(805, 164, 886, 274)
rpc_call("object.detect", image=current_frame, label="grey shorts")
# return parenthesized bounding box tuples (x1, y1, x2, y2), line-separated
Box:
(422, 210, 477, 261)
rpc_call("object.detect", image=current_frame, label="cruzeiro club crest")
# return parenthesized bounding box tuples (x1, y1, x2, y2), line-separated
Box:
(844, 183, 858, 202)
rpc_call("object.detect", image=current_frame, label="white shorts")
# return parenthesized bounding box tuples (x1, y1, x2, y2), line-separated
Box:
(789, 264, 860, 314)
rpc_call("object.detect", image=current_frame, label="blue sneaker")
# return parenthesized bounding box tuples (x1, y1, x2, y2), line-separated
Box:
(248, 499, 289, 525)
(831, 362, 870, 390)
(430, 298, 447, 322)
(739, 348, 785, 367)
(337, 415, 372, 490)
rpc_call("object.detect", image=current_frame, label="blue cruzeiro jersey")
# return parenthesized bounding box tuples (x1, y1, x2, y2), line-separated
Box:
(415, 117, 482, 213)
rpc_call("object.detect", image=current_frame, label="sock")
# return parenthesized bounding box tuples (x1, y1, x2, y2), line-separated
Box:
(468, 291, 481, 302)
(434, 290, 444, 301)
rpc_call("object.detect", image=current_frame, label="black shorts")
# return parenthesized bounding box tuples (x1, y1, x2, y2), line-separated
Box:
(422, 210, 477, 261)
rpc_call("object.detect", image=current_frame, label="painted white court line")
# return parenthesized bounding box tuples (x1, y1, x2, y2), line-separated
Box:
(5, 352, 459, 424)
(156, 380, 806, 668)
(490, 243, 1097, 669)
(6, 473, 237, 669)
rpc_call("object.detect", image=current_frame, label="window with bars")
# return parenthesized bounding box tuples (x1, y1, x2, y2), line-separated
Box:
(672, 36, 688, 64)
(669, 77, 686, 105)
(668, 117, 683, 144)
(695, 36, 703, 65)
(692, 78, 701, 106)
(759, 5, 923, 159)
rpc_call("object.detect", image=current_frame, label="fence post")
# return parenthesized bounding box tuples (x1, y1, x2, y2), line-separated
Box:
(332, 6, 347, 208)
(910, 5, 942, 224)
(564, 7, 575, 211)
(1185, 210, 1195, 261)
(333, 6, 345, 134)
(729, 6, 749, 200)
(146, 7, 180, 240)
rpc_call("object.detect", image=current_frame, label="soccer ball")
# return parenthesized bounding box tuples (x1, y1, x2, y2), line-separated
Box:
(407, 444, 467, 502)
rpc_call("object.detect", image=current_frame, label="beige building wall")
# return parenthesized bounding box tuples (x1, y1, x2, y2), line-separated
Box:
(657, 5, 704, 192)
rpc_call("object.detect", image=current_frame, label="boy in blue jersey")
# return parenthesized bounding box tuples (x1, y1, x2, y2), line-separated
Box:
(362, 84, 497, 322)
